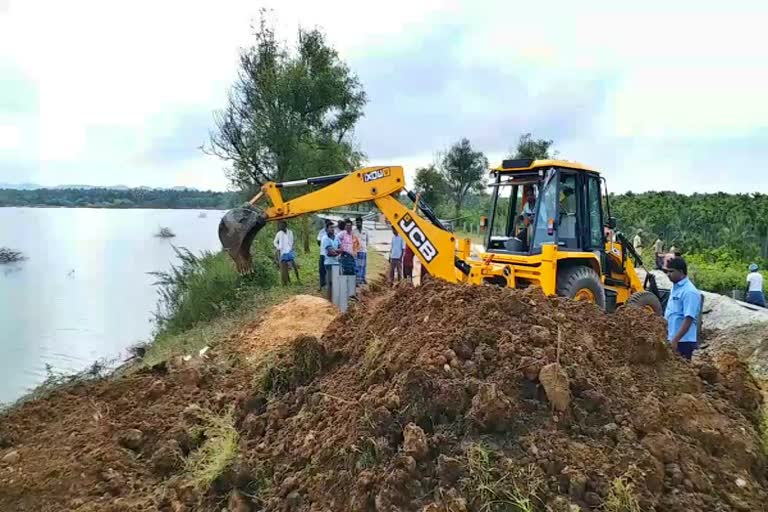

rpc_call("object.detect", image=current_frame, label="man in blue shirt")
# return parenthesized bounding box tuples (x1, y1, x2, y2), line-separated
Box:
(664, 257, 702, 360)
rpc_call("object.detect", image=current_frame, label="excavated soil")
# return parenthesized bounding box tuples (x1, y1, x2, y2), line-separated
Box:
(236, 295, 338, 356)
(1, 282, 767, 512)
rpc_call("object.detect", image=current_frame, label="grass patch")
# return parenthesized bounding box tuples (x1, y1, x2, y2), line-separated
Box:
(362, 335, 386, 377)
(366, 249, 388, 280)
(2, 360, 115, 411)
(185, 406, 239, 490)
(462, 443, 541, 512)
(604, 476, 641, 512)
(253, 336, 328, 397)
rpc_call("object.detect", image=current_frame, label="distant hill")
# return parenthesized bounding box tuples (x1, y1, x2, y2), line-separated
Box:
(0, 187, 238, 209)
(0, 183, 204, 192)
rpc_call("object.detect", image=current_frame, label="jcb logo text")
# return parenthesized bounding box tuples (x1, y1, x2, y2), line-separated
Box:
(398, 214, 438, 263)
(363, 168, 389, 183)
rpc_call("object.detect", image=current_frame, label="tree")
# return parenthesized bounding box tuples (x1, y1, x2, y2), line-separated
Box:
(440, 138, 488, 217)
(207, 12, 367, 191)
(413, 164, 449, 207)
(510, 133, 555, 160)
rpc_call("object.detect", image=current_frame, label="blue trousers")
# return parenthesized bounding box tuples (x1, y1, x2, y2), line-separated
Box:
(675, 342, 697, 360)
(356, 252, 367, 284)
(747, 291, 766, 308)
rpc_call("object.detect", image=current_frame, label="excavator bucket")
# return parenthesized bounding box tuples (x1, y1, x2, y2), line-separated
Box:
(218, 205, 267, 273)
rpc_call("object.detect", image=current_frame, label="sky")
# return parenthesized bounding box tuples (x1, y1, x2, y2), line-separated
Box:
(1, 0, 767, 193)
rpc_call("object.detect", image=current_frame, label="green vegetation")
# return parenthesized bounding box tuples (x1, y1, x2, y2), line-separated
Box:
(0, 187, 237, 209)
(604, 476, 641, 512)
(143, 221, 322, 365)
(461, 443, 541, 512)
(207, 11, 365, 190)
(184, 406, 239, 490)
(611, 192, 768, 294)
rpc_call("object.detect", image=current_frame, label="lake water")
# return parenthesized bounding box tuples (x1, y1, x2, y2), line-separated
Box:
(0, 208, 227, 405)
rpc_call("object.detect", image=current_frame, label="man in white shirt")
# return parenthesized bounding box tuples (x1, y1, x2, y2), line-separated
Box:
(746, 263, 765, 307)
(273, 221, 300, 285)
(317, 219, 332, 290)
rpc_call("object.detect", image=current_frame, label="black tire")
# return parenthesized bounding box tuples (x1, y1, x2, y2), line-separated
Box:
(556, 266, 606, 310)
(626, 291, 663, 315)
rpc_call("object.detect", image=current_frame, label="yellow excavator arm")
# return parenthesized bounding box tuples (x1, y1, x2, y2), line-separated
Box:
(218, 166, 472, 283)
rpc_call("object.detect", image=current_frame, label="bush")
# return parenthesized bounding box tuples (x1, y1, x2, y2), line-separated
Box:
(687, 253, 765, 295)
(0, 247, 25, 263)
(155, 227, 176, 238)
(150, 246, 277, 336)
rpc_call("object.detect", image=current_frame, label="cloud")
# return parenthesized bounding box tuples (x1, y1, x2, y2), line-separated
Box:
(0, 0, 766, 193)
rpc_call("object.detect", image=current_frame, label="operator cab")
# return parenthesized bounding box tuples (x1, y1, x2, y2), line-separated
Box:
(485, 159, 606, 256)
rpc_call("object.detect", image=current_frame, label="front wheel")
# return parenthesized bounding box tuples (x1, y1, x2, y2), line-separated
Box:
(626, 291, 663, 315)
(556, 266, 606, 310)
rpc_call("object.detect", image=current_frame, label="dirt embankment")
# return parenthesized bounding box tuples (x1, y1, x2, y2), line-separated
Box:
(1, 282, 767, 511)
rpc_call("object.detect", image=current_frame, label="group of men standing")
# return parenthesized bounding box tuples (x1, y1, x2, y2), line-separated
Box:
(317, 216, 369, 312)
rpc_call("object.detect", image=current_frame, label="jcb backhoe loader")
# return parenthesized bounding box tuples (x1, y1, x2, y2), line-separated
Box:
(218, 160, 664, 313)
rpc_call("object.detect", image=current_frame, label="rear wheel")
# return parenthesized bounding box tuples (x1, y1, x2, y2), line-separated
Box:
(626, 291, 663, 315)
(556, 266, 606, 310)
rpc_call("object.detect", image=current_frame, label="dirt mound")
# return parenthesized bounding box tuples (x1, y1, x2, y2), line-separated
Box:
(0, 353, 254, 512)
(229, 282, 768, 511)
(237, 294, 338, 356)
(2, 283, 767, 511)
(702, 324, 768, 381)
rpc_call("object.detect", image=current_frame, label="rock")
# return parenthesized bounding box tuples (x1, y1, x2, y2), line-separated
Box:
(286, 490, 302, 508)
(437, 455, 464, 485)
(117, 429, 145, 451)
(724, 492, 752, 512)
(666, 463, 684, 485)
(2, 450, 20, 464)
(583, 491, 601, 507)
(100, 468, 124, 495)
(697, 362, 720, 384)
(279, 475, 299, 497)
(602, 423, 619, 440)
(579, 389, 607, 412)
(242, 413, 266, 438)
(530, 325, 552, 344)
(641, 432, 679, 463)
(403, 423, 429, 460)
(383, 392, 401, 411)
(467, 383, 515, 432)
(0, 432, 14, 449)
(519, 357, 543, 381)
(150, 439, 184, 476)
(146, 379, 167, 399)
(632, 394, 662, 434)
(228, 490, 252, 512)
(567, 471, 587, 499)
(539, 363, 571, 412)
(182, 404, 204, 424)
(644, 455, 665, 495)
(548, 496, 583, 512)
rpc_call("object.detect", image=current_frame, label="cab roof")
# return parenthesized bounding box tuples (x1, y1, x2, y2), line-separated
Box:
(491, 158, 599, 174)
